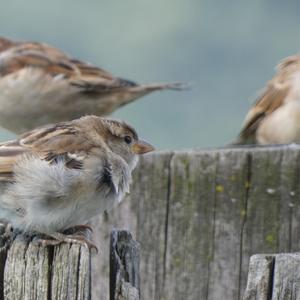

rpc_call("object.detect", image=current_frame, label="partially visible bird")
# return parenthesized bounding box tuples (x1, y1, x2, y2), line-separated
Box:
(0, 36, 185, 133)
(236, 54, 300, 145)
(0, 115, 154, 250)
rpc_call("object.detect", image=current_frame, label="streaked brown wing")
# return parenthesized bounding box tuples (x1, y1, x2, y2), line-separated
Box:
(20, 125, 95, 157)
(43, 152, 84, 169)
(0, 120, 93, 181)
(239, 84, 290, 142)
(0, 36, 187, 103)
(70, 59, 114, 80)
(0, 37, 133, 93)
(0, 43, 78, 78)
(0, 37, 182, 99)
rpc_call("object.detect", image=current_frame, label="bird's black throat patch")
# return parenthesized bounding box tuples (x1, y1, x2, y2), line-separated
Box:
(97, 163, 116, 193)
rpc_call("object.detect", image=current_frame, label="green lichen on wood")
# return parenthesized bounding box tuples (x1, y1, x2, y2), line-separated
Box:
(265, 233, 276, 246)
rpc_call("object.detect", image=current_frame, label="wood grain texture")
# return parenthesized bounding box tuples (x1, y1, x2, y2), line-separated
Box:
(243, 254, 274, 300)
(92, 145, 300, 300)
(243, 253, 300, 300)
(3, 233, 91, 300)
(110, 229, 140, 300)
(272, 253, 300, 299)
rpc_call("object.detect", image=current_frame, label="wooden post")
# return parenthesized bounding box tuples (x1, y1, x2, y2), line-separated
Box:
(91, 145, 300, 299)
(0, 228, 139, 300)
(1, 231, 91, 300)
(243, 253, 300, 300)
(243, 254, 274, 300)
(110, 229, 140, 300)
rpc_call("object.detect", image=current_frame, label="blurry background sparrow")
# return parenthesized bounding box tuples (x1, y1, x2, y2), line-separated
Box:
(235, 54, 300, 145)
(0, 36, 184, 134)
(0, 115, 153, 248)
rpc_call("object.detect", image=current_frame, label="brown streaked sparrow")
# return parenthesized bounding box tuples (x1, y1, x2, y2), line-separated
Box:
(236, 54, 300, 145)
(0, 36, 185, 133)
(0, 115, 154, 250)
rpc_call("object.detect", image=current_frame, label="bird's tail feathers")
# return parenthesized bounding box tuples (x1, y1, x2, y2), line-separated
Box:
(131, 81, 190, 92)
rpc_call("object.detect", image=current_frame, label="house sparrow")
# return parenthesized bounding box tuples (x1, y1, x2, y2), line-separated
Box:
(0, 115, 154, 250)
(236, 54, 300, 144)
(0, 36, 185, 133)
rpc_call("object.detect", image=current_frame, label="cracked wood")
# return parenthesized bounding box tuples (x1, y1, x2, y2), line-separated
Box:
(243, 253, 300, 300)
(2, 233, 91, 300)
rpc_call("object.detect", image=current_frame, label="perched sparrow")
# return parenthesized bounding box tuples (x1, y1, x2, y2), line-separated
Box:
(0, 115, 154, 249)
(236, 54, 300, 145)
(0, 36, 185, 133)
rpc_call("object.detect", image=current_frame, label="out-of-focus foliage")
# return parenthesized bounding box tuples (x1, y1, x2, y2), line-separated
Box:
(0, 0, 299, 149)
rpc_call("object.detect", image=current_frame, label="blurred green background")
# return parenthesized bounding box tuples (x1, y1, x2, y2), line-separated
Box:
(0, 1, 299, 149)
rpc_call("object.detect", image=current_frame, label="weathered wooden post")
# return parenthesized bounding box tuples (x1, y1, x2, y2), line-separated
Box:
(243, 254, 274, 300)
(243, 253, 300, 300)
(0, 228, 140, 300)
(1, 232, 91, 300)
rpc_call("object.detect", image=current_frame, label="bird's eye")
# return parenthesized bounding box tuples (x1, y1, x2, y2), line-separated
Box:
(124, 136, 132, 144)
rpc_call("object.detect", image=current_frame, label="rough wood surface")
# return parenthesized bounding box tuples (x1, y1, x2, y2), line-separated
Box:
(243, 254, 274, 300)
(2, 233, 91, 300)
(243, 253, 300, 300)
(110, 229, 140, 300)
(91, 145, 300, 300)
(272, 253, 300, 299)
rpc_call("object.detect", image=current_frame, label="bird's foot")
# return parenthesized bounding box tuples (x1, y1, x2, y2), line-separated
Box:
(33, 228, 98, 254)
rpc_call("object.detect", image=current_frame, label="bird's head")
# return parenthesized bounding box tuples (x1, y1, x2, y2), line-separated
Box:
(100, 118, 154, 169)
(77, 116, 154, 170)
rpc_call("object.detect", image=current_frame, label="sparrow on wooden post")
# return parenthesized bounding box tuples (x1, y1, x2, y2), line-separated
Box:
(0, 115, 154, 251)
(236, 54, 300, 145)
(0, 36, 185, 133)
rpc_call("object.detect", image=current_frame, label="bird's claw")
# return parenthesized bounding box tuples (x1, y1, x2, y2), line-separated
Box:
(33, 230, 98, 254)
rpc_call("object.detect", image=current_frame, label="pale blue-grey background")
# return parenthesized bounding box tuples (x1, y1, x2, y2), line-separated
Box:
(0, 1, 299, 149)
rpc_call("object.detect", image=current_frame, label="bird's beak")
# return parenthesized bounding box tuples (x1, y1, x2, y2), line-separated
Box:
(132, 140, 155, 154)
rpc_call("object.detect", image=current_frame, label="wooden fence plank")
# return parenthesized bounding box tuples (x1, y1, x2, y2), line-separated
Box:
(208, 150, 250, 300)
(133, 152, 173, 300)
(164, 151, 217, 300)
